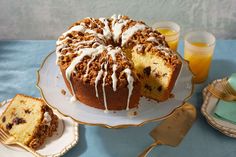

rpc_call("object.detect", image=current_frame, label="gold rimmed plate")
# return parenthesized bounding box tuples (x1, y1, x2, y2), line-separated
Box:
(202, 78, 236, 138)
(0, 99, 79, 157)
(36, 51, 193, 128)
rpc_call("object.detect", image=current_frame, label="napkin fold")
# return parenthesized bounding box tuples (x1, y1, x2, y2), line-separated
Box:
(214, 73, 236, 124)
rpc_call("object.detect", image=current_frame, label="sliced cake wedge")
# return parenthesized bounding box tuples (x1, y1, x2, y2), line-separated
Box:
(0, 94, 58, 149)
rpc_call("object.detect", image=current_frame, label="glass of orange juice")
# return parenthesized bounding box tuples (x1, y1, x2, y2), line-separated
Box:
(184, 31, 215, 83)
(153, 21, 180, 51)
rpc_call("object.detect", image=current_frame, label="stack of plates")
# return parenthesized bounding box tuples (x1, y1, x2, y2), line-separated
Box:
(201, 78, 236, 138)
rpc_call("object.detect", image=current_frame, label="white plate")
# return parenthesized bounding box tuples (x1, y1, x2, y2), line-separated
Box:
(37, 51, 193, 128)
(201, 78, 236, 138)
(0, 99, 79, 157)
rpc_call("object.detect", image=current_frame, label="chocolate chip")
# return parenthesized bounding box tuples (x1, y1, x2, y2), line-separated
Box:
(12, 117, 26, 125)
(157, 86, 162, 92)
(137, 73, 141, 78)
(155, 73, 161, 78)
(25, 109, 31, 114)
(162, 73, 167, 77)
(144, 84, 152, 91)
(2, 116, 6, 123)
(6, 123, 13, 130)
(143, 66, 151, 76)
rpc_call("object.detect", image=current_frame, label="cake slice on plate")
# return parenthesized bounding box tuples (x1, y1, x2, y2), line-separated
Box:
(0, 94, 58, 149)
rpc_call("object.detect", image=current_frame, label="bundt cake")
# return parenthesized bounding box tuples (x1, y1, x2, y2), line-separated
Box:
(56, 15, 182, 112)
(0, 94, 58, 149)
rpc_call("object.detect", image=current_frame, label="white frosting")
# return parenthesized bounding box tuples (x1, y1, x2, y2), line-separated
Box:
(155, 45, 172, 56)
(83, 46, 104, 78)
(123, 68, 134, 110)
(70, 96, 77, 102)
(74, 39, 96, 47)
(84, 55, 96, 78)
(102, 63, 108, 112)
(95, 63, 104, 98)
(121, 23, 147, 46)
(85, 29, 105, 41)
(65, 45, 106, 97)
(55, 44, 65, 64)
(111, 15, 129, 42)
(134, 44, 144, 52)
(99, 18, 112, 39)
(107, 46, 120, 92)
(43, 112, 52, 126)
(146, 37, 160, 44)
(111, 64, 118, 91)
(62, 25, 86, 37)
(56, 36, 71, 46)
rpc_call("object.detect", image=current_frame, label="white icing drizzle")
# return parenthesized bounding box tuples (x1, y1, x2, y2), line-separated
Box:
(107, 46, 120, 61)
(111, 64, 118, 91)
(123, 68, 134, 110)
(134, 44, 144, 52)
(102, 62, 108, 112)
(85, 29, 105, 41)
(62, 25, 86, 37)
(58, 23, 106, 46)
(99, 18, 112, 39)
(121, 23, 147, 46)
(107, 46, 121, 92)
(95, 63, 104, 98)
(56, 44, 65, 64)
(65, 45, 106, 99)
(70, 96, 77, 102)
(74, 39, 96, 47)
(111, 15, 129, 42)
(56, 36, 70, 45)
(43, 112, 52, 126)
(155, 45, 172, 56)
(146, 36, 160, 44)
(84, 55, 96, 78)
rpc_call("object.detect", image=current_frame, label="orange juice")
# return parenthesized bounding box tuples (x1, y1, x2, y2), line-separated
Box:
(157, 28, 179, 51)
(184, 42, 213, 83)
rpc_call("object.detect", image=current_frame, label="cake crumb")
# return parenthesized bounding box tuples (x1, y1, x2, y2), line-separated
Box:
(128, 110, 138, 117)
(0, 100, 6, 107)
(61, 89, 66, 95)
(170, 93, 175, 98)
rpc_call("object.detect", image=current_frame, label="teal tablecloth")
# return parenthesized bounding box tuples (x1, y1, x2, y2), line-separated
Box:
(0, 40, 236, 157)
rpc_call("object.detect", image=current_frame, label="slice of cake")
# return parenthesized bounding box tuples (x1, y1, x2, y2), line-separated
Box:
(0, 94, 58, 149)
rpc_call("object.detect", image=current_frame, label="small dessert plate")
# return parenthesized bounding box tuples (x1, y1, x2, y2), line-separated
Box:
(0, 99, 79, 157)
(201, 78, 236, 138)
(37, 51, 193, 128)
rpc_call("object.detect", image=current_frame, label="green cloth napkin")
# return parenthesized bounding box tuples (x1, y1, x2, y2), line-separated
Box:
(214, 73, 236, 124)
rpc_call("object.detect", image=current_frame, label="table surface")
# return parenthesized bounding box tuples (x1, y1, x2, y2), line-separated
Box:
(0, 40, 236, 157)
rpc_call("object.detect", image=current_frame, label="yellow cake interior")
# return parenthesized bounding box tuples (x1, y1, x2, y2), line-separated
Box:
(133, 52, 172, 100)
(0, 95, 43, 145)
(123, 48, 176, 101)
